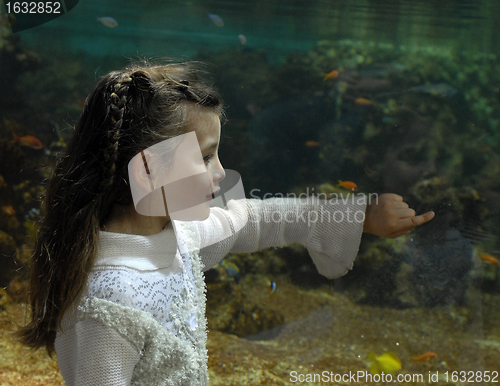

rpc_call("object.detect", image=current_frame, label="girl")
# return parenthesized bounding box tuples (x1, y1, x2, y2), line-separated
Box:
(18, 61, 434, 385)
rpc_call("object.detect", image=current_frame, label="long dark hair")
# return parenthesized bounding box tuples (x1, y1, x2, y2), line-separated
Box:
(17, 61, 223, 354)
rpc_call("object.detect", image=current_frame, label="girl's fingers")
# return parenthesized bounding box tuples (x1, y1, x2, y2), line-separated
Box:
(391, 201, 409, 209)
(401, 211, 435, 228)
(394, 208, 416, 219)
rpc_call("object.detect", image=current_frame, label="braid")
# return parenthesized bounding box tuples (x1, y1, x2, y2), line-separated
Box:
(101, 75, 134, 191)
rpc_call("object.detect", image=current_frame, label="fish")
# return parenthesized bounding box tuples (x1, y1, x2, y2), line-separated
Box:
(479, 253, 499, 266)
(12, 133, 43, 149)
(221, 261, 240, 282)
(269, 281, 278, 296)
(355, 97, 373, 105)
(97, 17, 118, 28)
(368, 352, 402, 375)
(337, 180, 357, 191)
(238, 34, 247, 45)
(323, 70, 339, 81)
(207, 13, 224, 27)
(412, 352, 438, 361)
(408, 83, 458, 97)
(305, 140, 320, 148)
(1, 205, 15, 216)
(25, 208, 40, 220)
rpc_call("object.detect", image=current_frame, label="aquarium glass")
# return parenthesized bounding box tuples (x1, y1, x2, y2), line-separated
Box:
(1, 0, 499, 384)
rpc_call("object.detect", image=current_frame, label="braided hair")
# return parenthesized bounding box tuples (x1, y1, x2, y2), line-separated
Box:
(17, 61, 224, 354)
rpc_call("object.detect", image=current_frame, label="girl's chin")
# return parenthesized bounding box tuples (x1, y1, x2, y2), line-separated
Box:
(169, 202, 211, 221)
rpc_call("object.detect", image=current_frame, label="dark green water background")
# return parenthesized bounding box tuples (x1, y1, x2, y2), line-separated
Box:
(14, 0, 500, 60)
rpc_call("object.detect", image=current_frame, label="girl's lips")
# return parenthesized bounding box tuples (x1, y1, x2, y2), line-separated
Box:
(207, 188, 220, 198)
(206, 188, 220, 201)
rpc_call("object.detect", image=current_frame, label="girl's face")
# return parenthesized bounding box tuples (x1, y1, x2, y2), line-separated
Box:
(187, 108, 225, 196)
(165, 108, 224, 221)
(128, 108, 225, 222)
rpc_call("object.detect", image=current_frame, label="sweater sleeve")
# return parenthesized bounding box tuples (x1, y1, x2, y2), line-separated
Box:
(196, 197, 366, 278)
(55, 319, 140, 386)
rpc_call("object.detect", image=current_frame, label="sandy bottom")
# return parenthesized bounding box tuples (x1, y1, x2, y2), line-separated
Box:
(1, 276, 499, 385)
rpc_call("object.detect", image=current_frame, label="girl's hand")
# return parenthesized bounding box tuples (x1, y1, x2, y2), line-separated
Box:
(363, 193, 435, 238)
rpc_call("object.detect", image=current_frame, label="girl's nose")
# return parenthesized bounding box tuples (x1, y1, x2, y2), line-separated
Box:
(212, 168, 225, 183)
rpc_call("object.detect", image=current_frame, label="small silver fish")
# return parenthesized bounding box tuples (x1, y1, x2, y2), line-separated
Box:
(238, 34, 247, 45)
(97, 17, 118, 28)
(408, 83, 458, 97)
(207, 13, 223, 27)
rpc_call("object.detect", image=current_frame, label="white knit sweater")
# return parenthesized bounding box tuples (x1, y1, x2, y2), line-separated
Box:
(55, 197, 365, 385)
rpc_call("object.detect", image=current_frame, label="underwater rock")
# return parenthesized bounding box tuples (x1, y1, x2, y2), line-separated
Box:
(350, 236, 409, 308)
(0, 288, 13, 310)
(7, 274, 28, 303)
(401, 226, 474, 307)
(206, 276, 285, 337)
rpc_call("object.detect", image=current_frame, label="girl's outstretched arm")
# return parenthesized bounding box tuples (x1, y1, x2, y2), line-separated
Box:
(194, 197, 366, 279)
(363, 193, 435, 238)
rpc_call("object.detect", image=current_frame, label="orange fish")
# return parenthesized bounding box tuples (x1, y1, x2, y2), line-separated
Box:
(305, 140, 320, 148)
(355, 97, 373, 105)
(337, 180, 357, 191)
(1, 205, 15, 216)
(412, 352, 437, 361)
(13, 133, 43, 149)
(323, 70, 339, 81)
(479, 253, 499, 266)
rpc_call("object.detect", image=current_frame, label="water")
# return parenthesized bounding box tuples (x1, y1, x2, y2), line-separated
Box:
(1, 0, 500, 384)
(15, 0, 500, 60)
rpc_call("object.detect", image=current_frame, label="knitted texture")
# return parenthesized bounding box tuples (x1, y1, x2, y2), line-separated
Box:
(197, 198, 365, 278)
(55, 197, 365, 385)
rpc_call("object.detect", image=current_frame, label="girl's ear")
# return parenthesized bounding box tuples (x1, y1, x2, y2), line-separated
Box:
(129, 150, 155, 192)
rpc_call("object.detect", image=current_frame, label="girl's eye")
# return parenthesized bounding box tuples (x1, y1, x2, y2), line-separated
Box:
(203, 154, 213, 163)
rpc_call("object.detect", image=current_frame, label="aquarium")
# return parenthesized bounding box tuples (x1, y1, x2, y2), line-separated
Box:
(1, 0, 499, 385)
